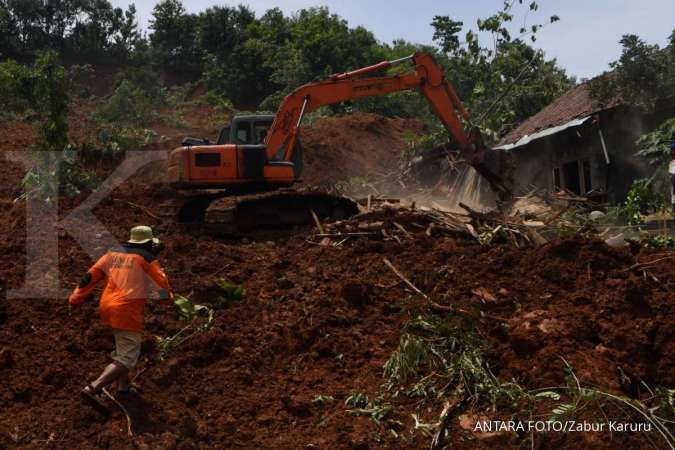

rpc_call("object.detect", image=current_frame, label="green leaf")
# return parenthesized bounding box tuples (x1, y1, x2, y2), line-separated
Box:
(536, 391, 561, 400)
(173, 294, 214, 324)
(552, 403, 574, 416)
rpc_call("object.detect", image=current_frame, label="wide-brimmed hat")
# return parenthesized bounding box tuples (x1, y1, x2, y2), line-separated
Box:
(128, 225, 160, 244)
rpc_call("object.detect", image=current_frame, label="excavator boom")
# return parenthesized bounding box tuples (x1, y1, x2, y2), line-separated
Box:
(265, 52, 499, 186)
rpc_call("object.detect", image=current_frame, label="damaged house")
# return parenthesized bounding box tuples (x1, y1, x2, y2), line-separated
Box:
(496, 82, 675, 203)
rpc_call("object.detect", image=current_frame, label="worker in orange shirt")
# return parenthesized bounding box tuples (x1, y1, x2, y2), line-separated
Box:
(69, 225, 173, 410)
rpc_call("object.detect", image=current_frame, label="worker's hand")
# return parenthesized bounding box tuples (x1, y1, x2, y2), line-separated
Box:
(157, 289, 173, 307)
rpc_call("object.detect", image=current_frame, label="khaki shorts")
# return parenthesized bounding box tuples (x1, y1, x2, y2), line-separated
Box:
(110, 329, 142, 370)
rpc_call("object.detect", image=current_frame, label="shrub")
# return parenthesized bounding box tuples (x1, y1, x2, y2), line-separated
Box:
(0, 59, 33, 116)
(95, 79, 160, 126)
(115, 66, 166, 101)
(620, 178, 668, 226)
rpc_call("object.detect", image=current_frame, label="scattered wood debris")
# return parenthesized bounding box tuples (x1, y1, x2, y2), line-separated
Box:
(307, 190, 619, 248)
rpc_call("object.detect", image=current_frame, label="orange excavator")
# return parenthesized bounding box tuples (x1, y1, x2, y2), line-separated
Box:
(166, 52, 507, 232)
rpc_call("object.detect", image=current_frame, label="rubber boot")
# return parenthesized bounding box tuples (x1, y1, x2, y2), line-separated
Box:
(90, 361, 128, 393)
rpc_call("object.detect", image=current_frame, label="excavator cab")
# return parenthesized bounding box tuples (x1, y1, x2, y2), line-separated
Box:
(181, 115, 274, 146)
(216, 115, 274, 145)
(168, 114, 298, 190)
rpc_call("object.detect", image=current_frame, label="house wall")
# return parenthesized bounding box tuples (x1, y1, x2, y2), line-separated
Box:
(509, 103, 675, 202)
(509, 123, 609, 196)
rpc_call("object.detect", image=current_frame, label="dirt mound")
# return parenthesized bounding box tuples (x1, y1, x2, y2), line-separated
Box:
(0, 182, 673, 448)
(299, 112, 425, 186)
(0, 75, 672, 448)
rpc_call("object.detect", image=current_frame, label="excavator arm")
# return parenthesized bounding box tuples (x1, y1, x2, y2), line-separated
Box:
(265, 52, 505, 191)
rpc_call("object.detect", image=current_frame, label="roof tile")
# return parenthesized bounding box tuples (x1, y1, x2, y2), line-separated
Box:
(498, 82, 619, 145)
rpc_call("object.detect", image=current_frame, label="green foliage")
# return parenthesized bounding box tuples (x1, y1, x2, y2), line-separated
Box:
(312, 394, 335, 407)
(20, 147, 96, 201)
(32, 51, 69, 152)
(3, 0, 572, 129)
(345, 392, 369, 408)
(641, 234, 675, 249)
(590, 32, 675, 205)
(157, 294, 215, 361)
(97, 123, 161, 152)
(173, 294, 214, 323)
(149, 0, 201, 75)
(95, 69, 165, 127)
(0, 0, 142, 60)
(431, 2, 573, 139)
(346, 400, 393, 424)
(383, 315, 524, 409)
(0, 58, 33, 117)
(589, 31, 675, 109)
(202, 89, 235, 112)
(535, 362, 675, 448)
(215, 279, 246, 308)
(166, 81, 196, 107)
(383, 334, 431, 384)
(635, 117, 675, 197)
(619, 178, 668, 226)
(637, 117, 675, 168)
(431, 16, 463, 54)
(2, 51, 95, 200)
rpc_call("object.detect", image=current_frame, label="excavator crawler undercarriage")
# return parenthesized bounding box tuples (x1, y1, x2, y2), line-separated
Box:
(159, 189, 360, 235)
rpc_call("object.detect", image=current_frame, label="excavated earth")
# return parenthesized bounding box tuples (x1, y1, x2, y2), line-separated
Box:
(0, 100, 673, 449)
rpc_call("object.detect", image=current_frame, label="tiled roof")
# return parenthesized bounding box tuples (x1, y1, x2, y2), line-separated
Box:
(498, 82, 620, 146)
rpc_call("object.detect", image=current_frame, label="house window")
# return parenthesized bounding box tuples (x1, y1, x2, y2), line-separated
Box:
(553, 159, 592, 195)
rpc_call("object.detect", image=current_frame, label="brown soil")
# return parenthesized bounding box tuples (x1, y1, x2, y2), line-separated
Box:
(0, 74, 672, 449)
(299, 112, 425, 186)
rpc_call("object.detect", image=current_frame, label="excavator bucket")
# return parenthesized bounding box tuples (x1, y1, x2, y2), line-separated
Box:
(471, 147, 514, 199)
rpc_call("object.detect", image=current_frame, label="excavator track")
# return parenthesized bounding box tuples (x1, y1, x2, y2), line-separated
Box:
(159, 189, 360, 235)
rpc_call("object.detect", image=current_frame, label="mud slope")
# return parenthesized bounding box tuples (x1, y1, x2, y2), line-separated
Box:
(0, 77, 672, 449)
(299, 112, 425, 186)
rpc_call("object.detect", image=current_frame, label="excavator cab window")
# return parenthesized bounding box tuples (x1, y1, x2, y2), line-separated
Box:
(216, 126, 230, 145)
(234, 122, 251, 144)
(253, 121, 271, 144)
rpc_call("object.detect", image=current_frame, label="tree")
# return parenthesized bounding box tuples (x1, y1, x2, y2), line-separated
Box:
(149, 0, 200, 75)
(111, 3, 141, 59)
(198, 5, 267, 106)
(590, 32, 675, 201)
(431, 16, 463, 54)
(254, 7, 380, 110)
(7, 0, 44, 52)
(0, 1, 20, 57)
(430, 2, 572, 139)
(590, 31, 675, 109)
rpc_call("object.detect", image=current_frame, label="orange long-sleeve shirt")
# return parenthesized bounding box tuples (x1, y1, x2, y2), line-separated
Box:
(69, 246, 173, 331)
